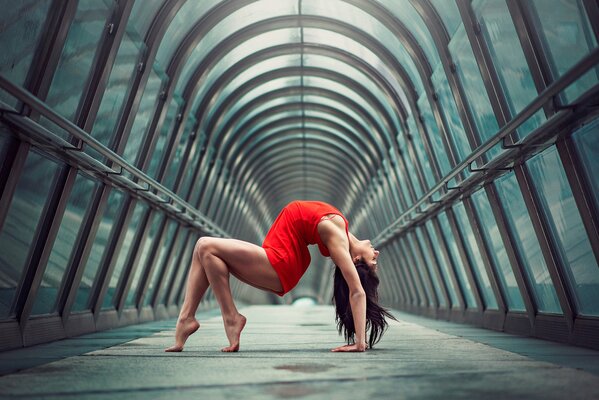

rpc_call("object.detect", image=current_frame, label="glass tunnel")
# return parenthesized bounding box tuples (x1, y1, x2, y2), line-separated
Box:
(0, 0, 598, 352)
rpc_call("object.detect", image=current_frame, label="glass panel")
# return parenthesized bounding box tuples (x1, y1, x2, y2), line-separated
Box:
(448, 25, 501, 159)
(190, 28, 301, 114)
(146, 97, 180, 179)
(158, 229, 188, 305)
(0, 124, 14, 161)
(429, 0, 462, 37)
(180, 133, 206, 199)
(31, 173, 97, 315)
(413, 228, 447, 307)
(418, 92, 452, 177)
(124, 212, 165, 308)
(128, 0, 165, 39)
(471, 187, 525, 311)
(573, 117, 599, 209)
(431, 63, 470, 163)
(43, 0, 112, 129)
(474, 0, 546, 140)
(437, 211, 476, 308)
(0, 151, 59, 319)
(101, 201, 148, 309)
(425, 220, 460, 308)
(530, 0, 599, 103)
(527, 146, 599, 316)
(376, 0, 441, 68)
(175, 0, 299, 96)
(0, 0, 52, 107)
(407, 115, 436, 189)
(495, 172, 562, 313)
(143, 220, 178, 307)
(453, 202, 498, 309)
(89, 30, 144, 154)
(122, 65, 165, 165)
(163, 116, 194, 190)
(170, 234, 195, 306)
(397, 132, 423, 199)
(72, 188, 125, 312)
(402, 237, 433, 306)
(155, 0, 229, 68)
(303, 0, 425, 95)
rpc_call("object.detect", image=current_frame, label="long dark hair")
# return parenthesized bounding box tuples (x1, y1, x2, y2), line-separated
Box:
(333, 262, 396, 349)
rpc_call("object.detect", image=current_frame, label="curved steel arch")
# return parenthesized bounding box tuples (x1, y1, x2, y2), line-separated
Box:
(224, 101, 383, 169)
(183, 41, 411, 133)
(198, 66, 389, 156)
(229, 127, 370, 188)
(226, 114, 377, 181)
(232, 135, 367, 197)
(215, 85, 393, 161)
(204, 135, 365, 212)
(213, 84, 393, 155)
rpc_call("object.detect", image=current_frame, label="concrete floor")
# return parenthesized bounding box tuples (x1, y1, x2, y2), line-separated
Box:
(1, 305, 599, 399)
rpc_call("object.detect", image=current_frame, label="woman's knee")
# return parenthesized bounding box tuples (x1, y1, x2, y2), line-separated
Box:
(195, 237, 215, 258)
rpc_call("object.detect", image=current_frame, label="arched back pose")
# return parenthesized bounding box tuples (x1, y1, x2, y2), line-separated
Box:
(165, 200, 394, 353)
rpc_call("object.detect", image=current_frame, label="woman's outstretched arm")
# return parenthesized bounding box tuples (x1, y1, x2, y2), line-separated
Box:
(319, 221, 367, 352)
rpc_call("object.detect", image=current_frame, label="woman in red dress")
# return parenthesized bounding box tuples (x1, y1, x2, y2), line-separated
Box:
(165, 200, 393, 353)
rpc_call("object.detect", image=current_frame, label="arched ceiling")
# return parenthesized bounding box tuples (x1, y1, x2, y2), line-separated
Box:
(130, 0, 453, 240)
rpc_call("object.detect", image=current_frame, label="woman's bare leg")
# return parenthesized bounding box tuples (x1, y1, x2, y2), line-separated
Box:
(195, 237, 282, 352)
(165, 239, 210, 352)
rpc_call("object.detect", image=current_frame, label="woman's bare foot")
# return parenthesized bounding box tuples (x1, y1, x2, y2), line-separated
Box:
(165, 317, 200, 352)
(221, 314, 246, 352)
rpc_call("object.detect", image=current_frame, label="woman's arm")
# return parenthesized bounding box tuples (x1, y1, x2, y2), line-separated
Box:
(318, 220, 367, 352)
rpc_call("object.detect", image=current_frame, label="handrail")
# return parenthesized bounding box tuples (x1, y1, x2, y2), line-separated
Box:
(0, 74, 228, 238)
(373, 46, 599, 245)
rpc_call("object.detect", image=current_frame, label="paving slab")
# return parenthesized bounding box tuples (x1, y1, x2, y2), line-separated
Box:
(1, 305, 598, 400)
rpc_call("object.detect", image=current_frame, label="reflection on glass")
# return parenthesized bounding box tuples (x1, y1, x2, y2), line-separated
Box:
(397, 132, 423, 199)
(407, 115, 435, 189)
(101, 201, 148, 309)
(124, 213, 165, 308)
(528, 146, 599, 316)
(414, 228, 447, 307)
(453, 202, 498, 310)
(573, 117, 599, 210)
(90, 31, 144, 154)
(158, 229, 188, 305)
(530, 0, 599, 102)
(437, 211, 476, 308)
(432, 63, 470, 163)
(171, 235, 196, 305)
(471, 187, 525, 311)
(155, 0, 221, 67)
(429, 0, 462, 37)
(418, 92, 452, 177)
(376, 0, 441, 67)
(425, 220, 460, 308)
(474, 0, 546, 140)
(72, 189, 125, 312)
(0, 151, 59, 319)
(44, 0, 112, 128)
(0, 0, 52, 107)
(122, 66, 165, 165)
(143, 221, 178, 307)
(31, 173, 97, 315)
(128, 0, 164, 39)
(175, 0, 298, 96)
(495, 172, 562, 314)
(449, 25, 501, 160)
(403, 236, 433, 306)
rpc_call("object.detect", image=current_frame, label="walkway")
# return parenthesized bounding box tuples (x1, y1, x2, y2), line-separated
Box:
(1, 305, 598, 399)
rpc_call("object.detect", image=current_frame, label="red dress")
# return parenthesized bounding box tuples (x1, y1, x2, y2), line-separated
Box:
(262, 200, 349, 296)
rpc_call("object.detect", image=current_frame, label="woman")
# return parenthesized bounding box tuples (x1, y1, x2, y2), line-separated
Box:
(165, 200, 394, 353)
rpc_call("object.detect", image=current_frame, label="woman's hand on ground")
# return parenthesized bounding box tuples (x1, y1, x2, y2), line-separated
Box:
(331, 343, 367, 352)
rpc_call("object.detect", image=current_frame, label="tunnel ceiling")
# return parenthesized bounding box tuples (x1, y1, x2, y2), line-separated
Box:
(134, 0, 445, 236)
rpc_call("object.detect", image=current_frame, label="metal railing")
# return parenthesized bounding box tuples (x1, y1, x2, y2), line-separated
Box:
(373, 47, 599, 246)
(0, 74, 228, 238)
